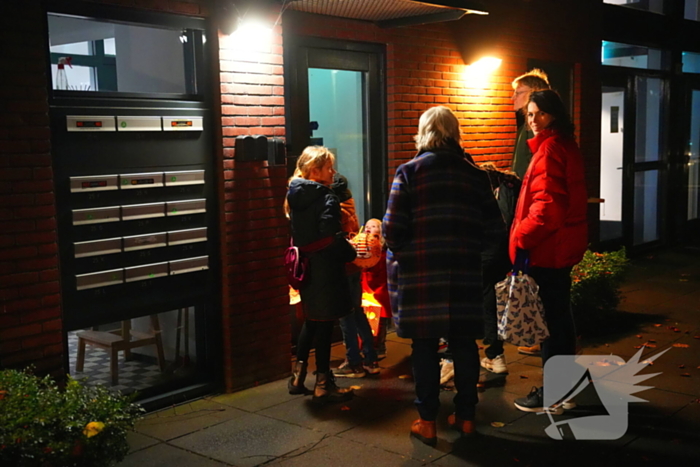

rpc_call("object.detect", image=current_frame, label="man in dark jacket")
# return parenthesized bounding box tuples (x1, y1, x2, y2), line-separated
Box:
(384, 106, 506, 445)
(510, 69, 551, 357)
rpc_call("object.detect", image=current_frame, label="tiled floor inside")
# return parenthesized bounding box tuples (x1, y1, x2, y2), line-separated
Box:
(68, 331, 170, 394)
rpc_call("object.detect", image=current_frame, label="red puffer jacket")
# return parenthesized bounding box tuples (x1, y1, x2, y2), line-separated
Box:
(509, 127, 588, 269)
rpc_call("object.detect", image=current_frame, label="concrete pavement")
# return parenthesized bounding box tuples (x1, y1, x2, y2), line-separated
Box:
(117, 245, 700, 467)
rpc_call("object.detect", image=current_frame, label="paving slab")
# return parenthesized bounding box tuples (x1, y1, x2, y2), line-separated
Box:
(126, 431, 160, 454)
(135, 398, 247, 441)
(212, 378, 306, 413)
(170, 412, 326, 467)
(115, 442, 228, 467)
(258, 387, 405, 436)
(267, 433, 424, 467)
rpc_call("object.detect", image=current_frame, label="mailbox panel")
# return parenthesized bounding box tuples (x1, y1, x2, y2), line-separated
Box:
(76, 268, 124, 290)
(74, 237, 122, 258)
(72, 206, 121, 225)
(124, 262, 169, 282)
(70, 175, 119, 193)
(166, 199, 206, 216)
(169, 256, 209, 275)
(121, 202, 165, 221)
(123, 232, 167, 251)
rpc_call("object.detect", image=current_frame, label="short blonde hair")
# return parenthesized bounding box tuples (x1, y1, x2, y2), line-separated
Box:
(414, 106, 461, 152)
(512, 68, 550, 91)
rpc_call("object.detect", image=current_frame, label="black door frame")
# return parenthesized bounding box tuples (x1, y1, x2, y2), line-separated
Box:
(599, 66, 669, 254)
(284, 35, 388, 220)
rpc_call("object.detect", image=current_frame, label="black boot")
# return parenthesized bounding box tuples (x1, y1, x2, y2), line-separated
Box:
(288, 361, 310, 395)
(312, 371, 353, 404)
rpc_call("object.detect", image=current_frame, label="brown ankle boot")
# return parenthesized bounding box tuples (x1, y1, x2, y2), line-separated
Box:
(288, 361, 309, 395)
(447, 413, 475, 436)
(312, 371, 353, 404)
(410, 418, 437, 446)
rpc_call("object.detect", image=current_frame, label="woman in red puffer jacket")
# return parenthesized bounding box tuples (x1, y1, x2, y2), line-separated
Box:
(510, 90, 588, 414)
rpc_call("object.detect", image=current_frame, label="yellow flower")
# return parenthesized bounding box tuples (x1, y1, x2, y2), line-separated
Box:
(83, 421, 105, 438)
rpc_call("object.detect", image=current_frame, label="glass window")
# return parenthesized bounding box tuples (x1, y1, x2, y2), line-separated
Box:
(103, 37, 116, 56)
(682, 51, 700, 73)
(601, 41, 670, 70)
(634, 170, 660, 245)
(50, 64, 96, 91)
(604, 0, 664, 14)
(48, 13, 199, 94)
(635, 77, 664, 163)
(686, 0, 700, 20)
(50, 41, 91, 55)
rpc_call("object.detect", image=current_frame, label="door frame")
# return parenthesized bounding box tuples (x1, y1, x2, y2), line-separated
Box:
(599, 66, 670, 253)
(284, 35, 388, 220)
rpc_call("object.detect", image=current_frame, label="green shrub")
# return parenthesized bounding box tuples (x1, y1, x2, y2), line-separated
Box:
(0, 369, 144, 467)
(570, 248, 629, 330)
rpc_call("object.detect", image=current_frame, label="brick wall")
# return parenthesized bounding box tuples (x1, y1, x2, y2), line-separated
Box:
(1, 1, 62, 378)
(217, 7, 292, 391)
(283, 0, 600, 190)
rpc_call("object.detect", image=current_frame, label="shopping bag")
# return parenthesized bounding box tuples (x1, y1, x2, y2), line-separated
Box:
(495, 252, 549, 346)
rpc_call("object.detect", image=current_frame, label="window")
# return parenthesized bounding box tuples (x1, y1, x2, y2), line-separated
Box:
(686, 0, 700, 20)
(48, 13, 201, 95)
(604, 0, 664, 14)
(601, 41, 670, 70)
(683, 52, 700, 73)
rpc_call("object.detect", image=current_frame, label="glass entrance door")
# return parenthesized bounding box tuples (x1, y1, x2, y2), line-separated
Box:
(599, 74, 667, 251)
(308, 68, 368, 221)
(687, 89, 700, 222)
(600, 85, 625, 243)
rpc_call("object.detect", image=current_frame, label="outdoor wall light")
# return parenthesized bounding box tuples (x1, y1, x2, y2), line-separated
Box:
(463, 56, 501, 89)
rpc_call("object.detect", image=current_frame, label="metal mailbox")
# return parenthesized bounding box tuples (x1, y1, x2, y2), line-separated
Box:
(72, 206, 121, 225)
(74, 237, 122, 258)
(166, 199, 206, 216)
(70, 175, 119, 193)
(169, 256, 209, 275)
(67, 116, 116, 132)
(76, 268, 124, 290)
(162, 116, 203, 132)
(123, 232, 167, 252)
(168, 227, 207, 245)
(116, 116, 162, 132)
(164, 170, 205, 186)
(121, 202, 165, 221)
(120, 172, 164, 189)
(124, 262, 169, 282)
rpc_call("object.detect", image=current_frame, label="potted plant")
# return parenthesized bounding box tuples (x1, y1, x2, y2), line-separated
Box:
(0, 368, 144, 467)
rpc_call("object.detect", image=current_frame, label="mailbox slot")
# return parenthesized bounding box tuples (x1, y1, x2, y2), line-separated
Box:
(169, 256, 209, 275)
(123, 232, 167, 251)
(67, 116, 116, 132)
(164, 170, 205, 186)
(120, 172, 164, 189)
(166, 199, 206, 216)
(72, 206, 121, 225)
(74, 237, 122, 258)
(168, 227, 207, 245)
(121, 202, 165, 221)
(76, 268, 124, 290)
(124, 262, 169, 282)
(70, 175, 119, 193)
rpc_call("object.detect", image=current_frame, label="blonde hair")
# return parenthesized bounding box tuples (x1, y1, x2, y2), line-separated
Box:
(284, 146, 336, 217)
(363, 218, 386, 247)
(414, 106, 461, 152)
(512, 68, 550, 91)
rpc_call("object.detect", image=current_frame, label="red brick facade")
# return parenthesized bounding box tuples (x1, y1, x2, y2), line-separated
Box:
(1, 0, 601, 394)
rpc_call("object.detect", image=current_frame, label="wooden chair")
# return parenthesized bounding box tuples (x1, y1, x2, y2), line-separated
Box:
(75, 315, 166, 385)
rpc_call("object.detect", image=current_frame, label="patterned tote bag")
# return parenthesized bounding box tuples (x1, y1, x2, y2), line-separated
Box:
(495, 251, 549, 347)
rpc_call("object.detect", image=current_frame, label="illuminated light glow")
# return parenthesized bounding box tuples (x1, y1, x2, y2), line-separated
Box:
(232, 18, 272, 42)
(463, 56, 502, 90)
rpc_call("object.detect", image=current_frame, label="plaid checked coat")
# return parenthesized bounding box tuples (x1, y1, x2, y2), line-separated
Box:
(383, 142, 506, 339)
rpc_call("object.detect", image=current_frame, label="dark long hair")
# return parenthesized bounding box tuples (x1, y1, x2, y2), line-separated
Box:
(528, 90, 575, 138)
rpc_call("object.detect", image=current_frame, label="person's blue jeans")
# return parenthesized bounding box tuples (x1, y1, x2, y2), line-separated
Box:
(411, 337, 479, 421)
(339, 272, 378, 365)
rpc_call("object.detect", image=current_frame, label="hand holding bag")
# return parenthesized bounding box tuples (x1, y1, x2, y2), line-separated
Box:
(495, 250, 549, 347)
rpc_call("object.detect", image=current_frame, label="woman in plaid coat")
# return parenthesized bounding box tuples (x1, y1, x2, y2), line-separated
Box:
(383, 106, 506, 445)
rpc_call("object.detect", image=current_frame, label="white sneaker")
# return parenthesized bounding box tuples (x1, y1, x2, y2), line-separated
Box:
(440, 359, 454, 385)
(481, 355, 508, 374)
(561, 399, 577, 410)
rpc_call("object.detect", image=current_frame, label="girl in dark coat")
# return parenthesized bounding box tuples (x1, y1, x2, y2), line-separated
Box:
(286, 146, 356, 403)
(383, 106, 506, 445)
